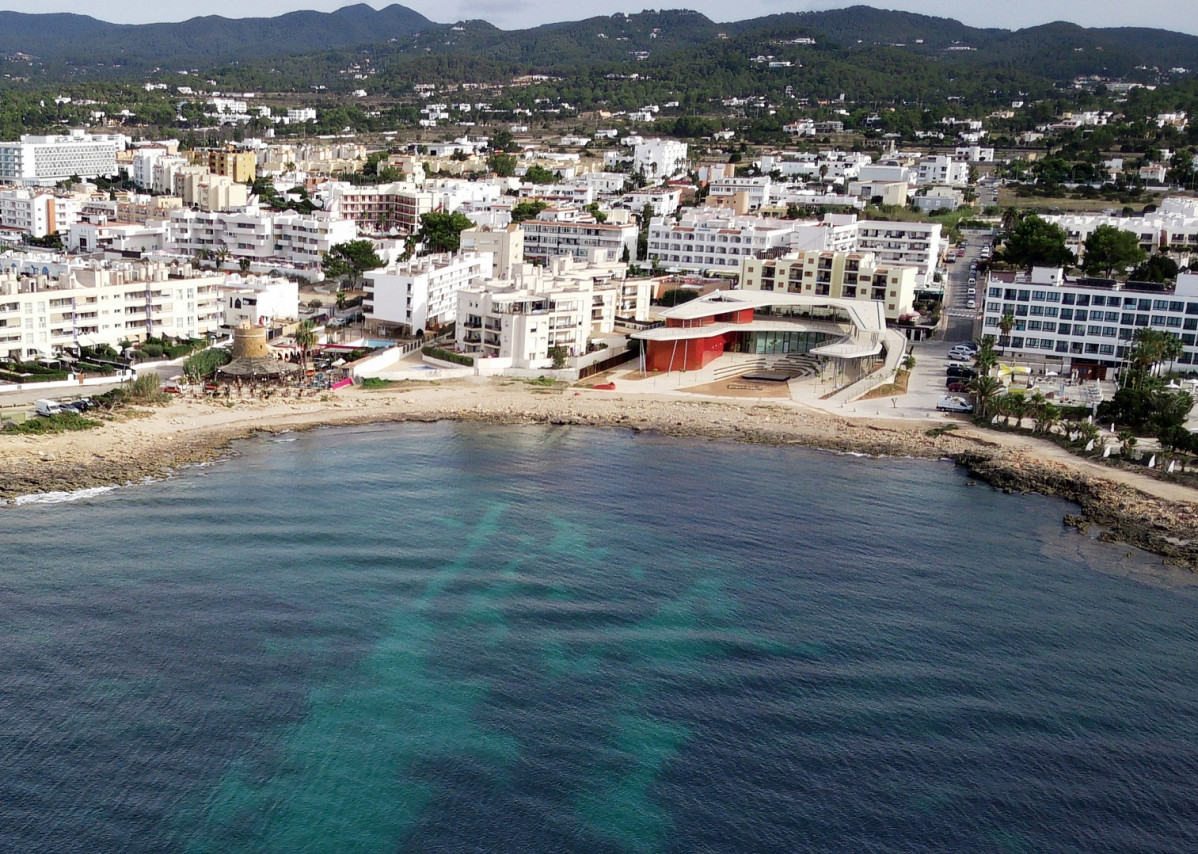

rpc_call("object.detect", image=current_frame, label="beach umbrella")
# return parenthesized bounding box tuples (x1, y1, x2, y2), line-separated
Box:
(991, 415, 999, 424)
(1103, 444, 1112, 458)
(1168, 460, 1176, 473)
(1148, 455, 1157, 468)
(1045, 370, 1059, 376)
(1085, 439, 1094, 452)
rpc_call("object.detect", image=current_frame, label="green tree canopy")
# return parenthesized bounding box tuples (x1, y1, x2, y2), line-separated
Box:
(1082, 225, 1146, 277)
(490, 129, 514, 151)
(322, 240, 384, 283)
(417, 211, 475, 253)
(522, 164, 558, 184)
(487, 153, 517, 177)
(1130, 254, 1180, 283)
(996, 215, 1075, 271)
(510, 200, 548, 223)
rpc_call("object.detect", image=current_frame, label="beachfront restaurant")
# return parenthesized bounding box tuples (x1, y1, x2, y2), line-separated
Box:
(631, 290, 888, 382)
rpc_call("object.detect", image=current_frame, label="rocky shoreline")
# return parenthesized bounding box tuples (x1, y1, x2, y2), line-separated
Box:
(2, 385, 1196, 568)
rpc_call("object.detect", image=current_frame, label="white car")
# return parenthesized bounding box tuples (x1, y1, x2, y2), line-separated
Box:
(967, 287, 976, 295)
(937, 395, 974, 413)
(948, 351, 974, 362)
(967, 299, 977, 309)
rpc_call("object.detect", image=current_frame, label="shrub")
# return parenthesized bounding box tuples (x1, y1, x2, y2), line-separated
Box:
(3, 412, 102, 434)
(421, 345, 473, 367)
(182, 347, 233, 381)
(124, 373, 171, 404)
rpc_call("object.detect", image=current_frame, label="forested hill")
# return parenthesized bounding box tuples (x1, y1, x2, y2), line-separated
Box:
(2, 3, 1197, 92)
(0, 4, 433, 68)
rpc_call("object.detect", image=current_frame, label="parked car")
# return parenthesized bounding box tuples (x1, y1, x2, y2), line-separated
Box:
(947, 366, 977, 379)
(967, 299, 977, 309)
(937, 395, 975, 413)
(948, 351, 974, 362)
(946, 379, 971, 392)
(34, 399, 63, 417)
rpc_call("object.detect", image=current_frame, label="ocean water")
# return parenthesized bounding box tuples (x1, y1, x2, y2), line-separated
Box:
(2, 422, 1197, 853)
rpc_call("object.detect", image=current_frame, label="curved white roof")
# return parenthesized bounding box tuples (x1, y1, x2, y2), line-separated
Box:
(633, 289, 887, 359)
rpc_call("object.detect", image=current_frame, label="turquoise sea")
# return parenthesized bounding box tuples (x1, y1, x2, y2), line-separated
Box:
(2, 422, 1197, 852)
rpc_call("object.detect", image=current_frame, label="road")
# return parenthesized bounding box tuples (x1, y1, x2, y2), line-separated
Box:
(0, 359, 184, 415)
(941, 229, 994, 344)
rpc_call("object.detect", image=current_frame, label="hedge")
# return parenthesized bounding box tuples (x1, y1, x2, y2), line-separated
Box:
(421, 345, 474, 367)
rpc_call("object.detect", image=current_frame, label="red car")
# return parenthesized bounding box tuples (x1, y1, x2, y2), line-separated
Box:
(946, 380, 971, 392)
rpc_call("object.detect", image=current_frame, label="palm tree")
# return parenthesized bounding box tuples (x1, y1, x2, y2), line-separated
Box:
(1002, 391, 1029, 428)
(970, 375, 1004, 420)
(1029, 392, 1061, 435)
(1000, 207, 1020, 234)
(997, 313, 1016, 355)
(294, 320, 317, 377)
(335, 289, 348, 312)
(1118, 429, 1138, 459)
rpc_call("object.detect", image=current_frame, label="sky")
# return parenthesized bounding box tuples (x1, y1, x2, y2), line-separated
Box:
(5, 0, 1198, 36)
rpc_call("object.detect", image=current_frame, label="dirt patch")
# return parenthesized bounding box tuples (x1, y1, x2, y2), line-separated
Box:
(861, 370, 910, 400)
(679, 377, 793, 398)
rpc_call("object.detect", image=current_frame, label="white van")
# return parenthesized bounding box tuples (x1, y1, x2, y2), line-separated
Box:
(35, 399, 63, 417)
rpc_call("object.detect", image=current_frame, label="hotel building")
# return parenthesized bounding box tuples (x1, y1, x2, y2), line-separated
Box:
(981, 266, 1198, 378)
(0, 258, 221, 359)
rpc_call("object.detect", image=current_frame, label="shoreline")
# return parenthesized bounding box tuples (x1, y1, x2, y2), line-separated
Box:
(3, 379, 1197, 568)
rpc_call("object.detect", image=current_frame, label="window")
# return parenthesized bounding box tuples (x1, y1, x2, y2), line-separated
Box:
(1062, 293, 1076, 305)
(1060, 309, 1074, 320)
(1073, 310, 1088, 322)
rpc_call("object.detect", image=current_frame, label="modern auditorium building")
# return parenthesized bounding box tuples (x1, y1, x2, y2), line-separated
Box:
(631, 290, 888, 378)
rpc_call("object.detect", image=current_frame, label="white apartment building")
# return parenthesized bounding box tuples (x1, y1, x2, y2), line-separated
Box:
(981, 266, 1198, 377)
(152, 155, 196, 195)
(460, 224, 524, 279)
(521, 212, 638, 265)
(217, 276, 299, 328)
(455, 256, 648, 367)
(851, 218, 943, 286)
(0, 258, 221, 359)
(646, 210, 797, 273)
(517, 183, 596, 206)
(364, 251, 492, 335)
(756, 151, 872, 182)
(955, 146, 995, 162)
(620, 188, 681, 217)
(69, 215, 167, 254)
(632, 138, 688, 182)
(131, 146, 171, 189)
(0, 131, 122, 186)
(165, 208, 358, 270)
(0, 188, 81, 238)
(1045, 198, 1198, 267)
(708, 176, 772, 211)
(915, 155, 971, 187)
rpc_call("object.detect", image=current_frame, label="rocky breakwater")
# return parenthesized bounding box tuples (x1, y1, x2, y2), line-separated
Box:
(957, 449, 1198, 569)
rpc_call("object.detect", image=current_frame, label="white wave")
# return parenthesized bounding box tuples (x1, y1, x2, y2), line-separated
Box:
(13, 485, 120, 505)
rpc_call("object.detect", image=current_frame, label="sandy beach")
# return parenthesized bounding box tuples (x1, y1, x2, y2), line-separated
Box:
(3, 377, 1197, 567)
